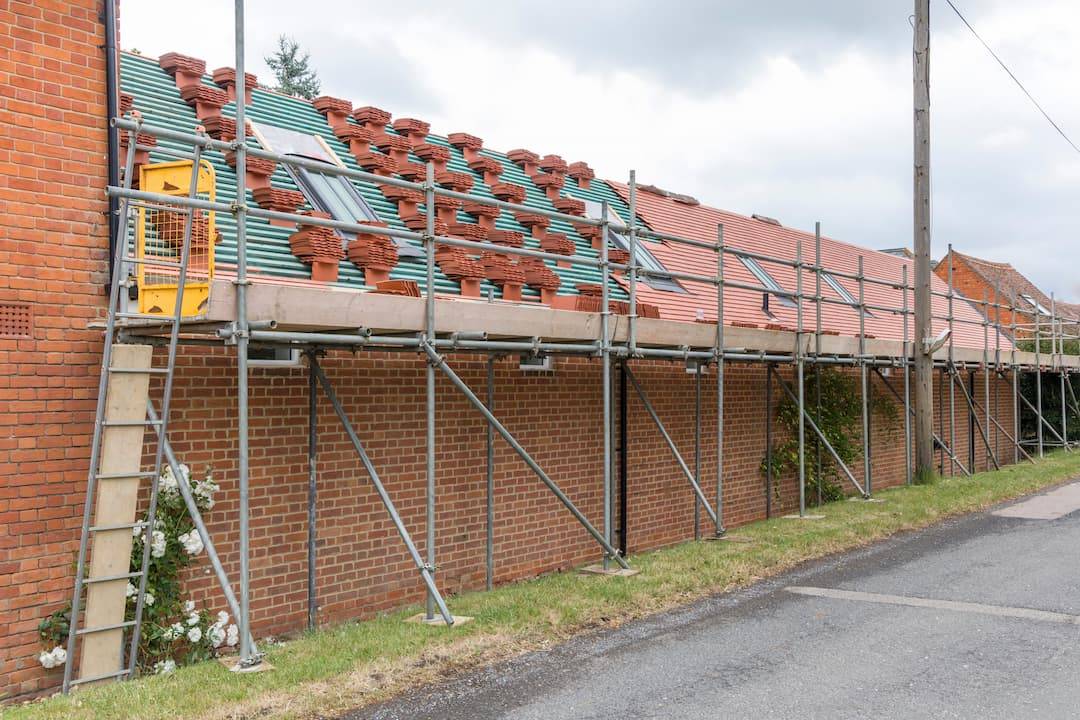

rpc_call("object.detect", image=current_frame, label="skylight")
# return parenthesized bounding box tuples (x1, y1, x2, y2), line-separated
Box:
(822, 272, 873, 317)
(738, 256, 795, 307)
(583, 200, 685, 293)
(1019, 294, 1052, 316)
(251, 122, 423, 259)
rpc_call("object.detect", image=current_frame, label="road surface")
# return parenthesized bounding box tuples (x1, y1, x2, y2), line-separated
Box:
(353, 482, 1080, 719)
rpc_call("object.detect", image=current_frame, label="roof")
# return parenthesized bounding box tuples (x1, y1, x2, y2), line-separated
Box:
(609, 182, 1008, 350)
(120, 51, 630, 302)
(944, 250, 1079, 321)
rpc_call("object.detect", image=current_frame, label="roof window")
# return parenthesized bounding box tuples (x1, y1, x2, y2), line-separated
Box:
(739, 255, 796, 307)
(822, 271, 873, 317)
(251, 122, 422, 259)
(1019, 293, 1052, 316)
(583, 200, 685, 293)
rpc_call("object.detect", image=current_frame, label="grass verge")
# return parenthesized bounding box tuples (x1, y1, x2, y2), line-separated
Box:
(7, 450, 1080, 720)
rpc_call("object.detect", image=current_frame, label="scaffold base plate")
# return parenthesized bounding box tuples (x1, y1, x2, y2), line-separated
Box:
(406, 613, 474, 627)
(848, 497, 886, 503)
(579, 564, 640, 577)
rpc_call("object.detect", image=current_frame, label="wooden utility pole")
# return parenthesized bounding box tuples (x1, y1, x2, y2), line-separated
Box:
(913, 0, 935, 479)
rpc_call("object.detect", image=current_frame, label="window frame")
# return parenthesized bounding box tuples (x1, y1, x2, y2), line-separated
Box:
(821, 271, 873, 317)
(583, 200, 685, 293)
(738, 255, 796, 307)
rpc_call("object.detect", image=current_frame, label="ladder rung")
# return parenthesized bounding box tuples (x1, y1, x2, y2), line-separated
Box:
(102, 420, 162, 428)
(69, 668, 132, 686)
(76, 620, 136, 636)
(108, 367, 171, 375)
(115, 312, 181, 321)
(95, 471, 157, 480)
(88, 521, 147, 533)
(123, 257, 185, 269)
(84, 571, 143, 585)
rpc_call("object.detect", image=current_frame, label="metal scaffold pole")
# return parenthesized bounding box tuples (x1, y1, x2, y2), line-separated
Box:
(814, 223, 824, 503)
(600, 200, 613, 569)
(902, 265, 912, 484)
(232, 0, 256, 669)
(715, 223, 726, 536)
(486, 356, 495, 591)
(1035, 293, 1044, 457)
(947, 247, 956, 476)
(797, 239, 807, 516)
(307, 351, 318, 629)
(858, 256, 871, 496)
(424, 161, 438, 620)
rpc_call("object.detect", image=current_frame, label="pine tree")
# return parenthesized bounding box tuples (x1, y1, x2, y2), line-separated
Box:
(264, 35, 321, 99)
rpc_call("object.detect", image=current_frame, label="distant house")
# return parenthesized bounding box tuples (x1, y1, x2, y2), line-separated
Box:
(934, 249, 1079, 339)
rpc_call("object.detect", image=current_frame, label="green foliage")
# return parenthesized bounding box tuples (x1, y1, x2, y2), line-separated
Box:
(762, 367, 897, 504)
(37, 465, 237, 676)
(1013, 338, 1080, 445)
(264, 35, 321, 99)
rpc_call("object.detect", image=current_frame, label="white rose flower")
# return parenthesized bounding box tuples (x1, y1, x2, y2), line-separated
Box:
(225, 624, 239, 647)
(126, 582, 136, 599)
(187, 612, 200, 626)
(208, 625, 226, 648)
(159, 467, 178, 496)
(132, 526, 142, 537)
(150, 530, 166, 558)
(50, 646, 67, 665)
(144, 592, 154, 606)
(216, 610, 229, 625)
(183, 600, 195, 613)
(154, 658, 176, 675)
(178, 531, 203, 556)
(186, 626, 202, 643)
(171, 622, 185, 639)
(39, 651, 57, 669)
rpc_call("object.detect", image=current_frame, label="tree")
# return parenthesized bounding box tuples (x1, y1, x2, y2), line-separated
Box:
(264, 35, 321, 99)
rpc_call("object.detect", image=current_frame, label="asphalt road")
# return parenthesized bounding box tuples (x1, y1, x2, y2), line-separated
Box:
(352, 482, 1080, 719)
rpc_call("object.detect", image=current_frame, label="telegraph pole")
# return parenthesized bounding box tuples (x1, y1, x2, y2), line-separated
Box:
(913, 0, 935, 480)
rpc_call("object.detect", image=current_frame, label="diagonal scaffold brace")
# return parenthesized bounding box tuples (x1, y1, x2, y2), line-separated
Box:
(419, 339, 631, 569)
(310, 357, 455, 625)
(769, 366, 868, 498)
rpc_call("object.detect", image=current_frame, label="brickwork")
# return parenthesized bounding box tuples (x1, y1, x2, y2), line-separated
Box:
(0, 0, 110, 700)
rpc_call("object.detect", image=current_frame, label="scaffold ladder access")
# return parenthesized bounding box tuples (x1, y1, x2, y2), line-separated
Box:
(63, 132, 206, 691)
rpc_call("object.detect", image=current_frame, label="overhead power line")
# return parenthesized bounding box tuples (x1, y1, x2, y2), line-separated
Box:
(944, 0, 1080, 155)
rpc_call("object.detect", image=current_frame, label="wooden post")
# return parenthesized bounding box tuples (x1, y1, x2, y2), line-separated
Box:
(913, 0, 935, 480)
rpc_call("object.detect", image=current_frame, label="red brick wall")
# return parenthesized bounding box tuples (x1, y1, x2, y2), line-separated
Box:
(936, 254, 1029, 337)
(0, 0, 110, 700)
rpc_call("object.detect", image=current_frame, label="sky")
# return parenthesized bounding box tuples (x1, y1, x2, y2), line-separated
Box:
(122, 0, 1080, 300)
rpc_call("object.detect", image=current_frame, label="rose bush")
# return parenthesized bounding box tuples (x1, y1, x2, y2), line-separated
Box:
(38, 464, 238, 675)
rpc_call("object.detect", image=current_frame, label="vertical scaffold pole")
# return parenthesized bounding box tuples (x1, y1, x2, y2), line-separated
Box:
(947, 246, 956, 476)
(765, 363, 773, 518)
(858, 255, 871, 496)
(814, 223, 823, 505)
(903, 265, 912, 484)
(233, 0, 255, 668)
(983, 290, 992, 466)
(307, 352, 317, 630)
(715, 223, 726, 536)
(694, 360, 702, 540)
(424, 161, 437, 620)
(1011, 292, 1020, 464)
(627, 171, 639, 356)
(1035, 292, 1043, 457)
(993, 283, 1001, 461)
(796, 239, 806, 516)
(486, 356, 495, 590)
(600, 200, 613, 569)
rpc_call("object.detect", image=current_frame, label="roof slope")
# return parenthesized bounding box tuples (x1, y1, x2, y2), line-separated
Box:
(120, 51, 629, 301)
(610, 182, 1009, 351)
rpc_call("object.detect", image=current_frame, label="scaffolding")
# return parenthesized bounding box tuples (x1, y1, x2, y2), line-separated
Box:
(63, 1, 1080, 687)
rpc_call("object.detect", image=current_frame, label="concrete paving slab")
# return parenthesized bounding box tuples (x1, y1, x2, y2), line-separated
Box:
(992, 481, 1080, 519)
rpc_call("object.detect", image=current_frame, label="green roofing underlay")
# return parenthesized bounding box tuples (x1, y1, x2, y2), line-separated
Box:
(119, 52, 633, 302)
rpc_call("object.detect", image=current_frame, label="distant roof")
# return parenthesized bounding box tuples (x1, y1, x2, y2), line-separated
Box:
(944, 250, 1079, 321)
(879, 247, 913, 259)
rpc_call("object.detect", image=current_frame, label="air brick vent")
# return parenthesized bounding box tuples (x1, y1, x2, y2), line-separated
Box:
(0, 303, 32, 338)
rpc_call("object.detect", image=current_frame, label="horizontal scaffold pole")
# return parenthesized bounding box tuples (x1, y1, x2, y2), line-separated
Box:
(770, 366, 868, 497)
(419, 339, 631, 569)
(311, 359, 455, 624)
(623, 366, 718, 525)
(946, 365, 1000, 470)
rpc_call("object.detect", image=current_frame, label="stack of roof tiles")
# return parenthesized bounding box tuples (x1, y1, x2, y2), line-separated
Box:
(348, 223, 399, 285)
(289, 216, 345, 282)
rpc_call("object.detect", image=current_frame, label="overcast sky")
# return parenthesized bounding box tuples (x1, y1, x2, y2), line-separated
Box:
(123, 0, 1080, 300)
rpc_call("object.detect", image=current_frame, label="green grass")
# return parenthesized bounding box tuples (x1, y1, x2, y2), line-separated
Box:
(8, 451, 1080, 720)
